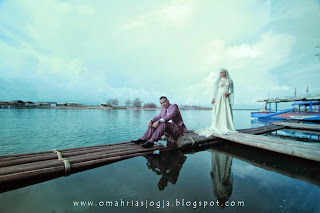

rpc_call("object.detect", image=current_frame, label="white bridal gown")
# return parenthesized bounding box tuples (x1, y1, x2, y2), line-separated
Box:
(196, 77, 236, 136)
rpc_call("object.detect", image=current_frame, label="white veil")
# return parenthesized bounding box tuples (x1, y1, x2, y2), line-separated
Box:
(212, 68, 234, 105)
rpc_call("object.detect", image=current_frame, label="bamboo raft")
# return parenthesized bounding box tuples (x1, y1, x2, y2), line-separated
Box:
(0, 121, 319, 193)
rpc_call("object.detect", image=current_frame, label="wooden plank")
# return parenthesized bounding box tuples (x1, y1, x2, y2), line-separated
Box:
(231, 132, 320, 150)
(175, 124, 286, 147)
(275, 122, 320, 131)
(282, 128, 320, 135)
(211, 132, 320, 162)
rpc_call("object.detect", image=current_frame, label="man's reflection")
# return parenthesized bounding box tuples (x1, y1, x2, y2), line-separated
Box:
(144, 151, 187, 191)
(210, 149, 233, 207)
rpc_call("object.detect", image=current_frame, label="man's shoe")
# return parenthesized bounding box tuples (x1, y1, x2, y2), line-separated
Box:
(141, 141, 154, 148)
(131, 139, 146, 144)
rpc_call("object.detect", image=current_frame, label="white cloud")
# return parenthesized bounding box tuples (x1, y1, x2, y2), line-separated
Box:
(122, 0, 194, 30)
(182, 72, 217, 105)
(271, 85, 290, 91)
(161, 0, 193, 22)
(203, 32, 296, 71)
(36, 56, 88, 78)
(230, 45, 262, 58)
(0, 24, 88, 79)
(122, 20, 146, 30)
(187, 32, 296, 106)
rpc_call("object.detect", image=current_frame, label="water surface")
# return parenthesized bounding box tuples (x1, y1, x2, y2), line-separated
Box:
(0, 109, 319, 213)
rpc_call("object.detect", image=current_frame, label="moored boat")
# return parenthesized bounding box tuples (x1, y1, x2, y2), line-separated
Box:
(251, 94, 320, 121)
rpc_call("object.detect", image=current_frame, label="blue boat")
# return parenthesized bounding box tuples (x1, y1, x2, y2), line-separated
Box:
(251, 94, 320, 121)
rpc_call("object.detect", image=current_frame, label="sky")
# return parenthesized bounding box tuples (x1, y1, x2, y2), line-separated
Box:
(0, 0, 319, 108)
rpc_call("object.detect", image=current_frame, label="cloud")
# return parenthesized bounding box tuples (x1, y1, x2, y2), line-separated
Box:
(187, 32, 296, 106)
(271, 85, 290, 91)
(230, 45, 262, 58)
(182, 72, 217, 105)
(122, 0, 194, 30)
(36, 56, 88, 78)
(0, 0, 319, 107)
(203, 32, 296, 70)
(122, 20, 146, 31)
(0, 24, 88, 79)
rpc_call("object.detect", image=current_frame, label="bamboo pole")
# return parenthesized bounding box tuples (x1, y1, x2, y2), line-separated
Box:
(0, 143, 143, 167)
(0, 141, 137, 159)
(0, 145, 177, 184)
(0, 146, 166, 176)
(0, 145, 147, 169)
(0, 141, 136, 161)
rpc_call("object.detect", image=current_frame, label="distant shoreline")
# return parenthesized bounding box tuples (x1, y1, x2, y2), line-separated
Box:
(1, 106, 260, 111)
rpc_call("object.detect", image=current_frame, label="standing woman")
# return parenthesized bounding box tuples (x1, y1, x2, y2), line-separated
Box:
(196, 68, 236, 136)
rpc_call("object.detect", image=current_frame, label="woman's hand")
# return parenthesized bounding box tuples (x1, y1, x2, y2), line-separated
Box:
(211, 99, 215, 104)
(224, 92, 230, 97)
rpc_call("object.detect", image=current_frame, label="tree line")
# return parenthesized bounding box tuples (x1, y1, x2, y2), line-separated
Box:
(106, 98, 157, 108)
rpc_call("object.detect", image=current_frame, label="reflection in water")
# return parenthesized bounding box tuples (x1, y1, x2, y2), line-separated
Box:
(144, 151, 187, 191)
(105, 109, 120, 123)
(269, 129, 320, 142)
(250, 117, 277, 128)
(211, 142, 320, 187)
(209, 150, 233, 207)
(133, 109, 142, 120)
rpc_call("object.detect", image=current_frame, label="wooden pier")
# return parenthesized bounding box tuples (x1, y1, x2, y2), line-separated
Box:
(0, 121, 319, 193)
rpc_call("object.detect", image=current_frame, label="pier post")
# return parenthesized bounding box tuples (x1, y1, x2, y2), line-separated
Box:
(269, 103, 271, 112)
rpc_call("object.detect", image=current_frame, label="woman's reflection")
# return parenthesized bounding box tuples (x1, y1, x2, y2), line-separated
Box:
(144, 151, 187, 191)
(210, 149, 233, 207)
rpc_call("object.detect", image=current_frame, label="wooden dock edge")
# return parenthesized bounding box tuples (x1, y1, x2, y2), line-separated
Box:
(211, 132, 320, 162)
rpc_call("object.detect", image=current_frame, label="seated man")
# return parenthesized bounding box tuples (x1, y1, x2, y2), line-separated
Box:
(132, 96, 188, 148)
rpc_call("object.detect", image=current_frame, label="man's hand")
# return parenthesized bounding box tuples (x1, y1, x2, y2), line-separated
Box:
(224, 92, 230, 97)
(211, 99, 215, 104)
(147, 120, 153, 127)
(152, 121, 160, 128)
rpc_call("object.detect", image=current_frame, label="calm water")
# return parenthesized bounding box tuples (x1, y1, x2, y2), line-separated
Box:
(0, 109, 319, 213)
